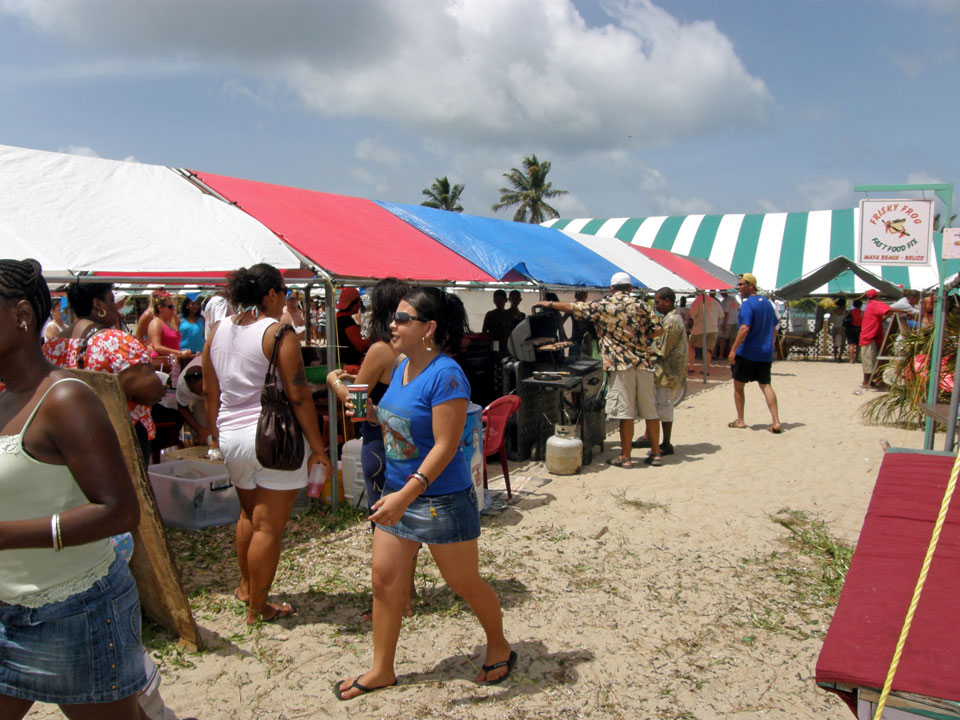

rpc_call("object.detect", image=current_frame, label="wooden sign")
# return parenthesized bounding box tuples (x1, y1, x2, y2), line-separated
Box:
(74, 370, 203, 651)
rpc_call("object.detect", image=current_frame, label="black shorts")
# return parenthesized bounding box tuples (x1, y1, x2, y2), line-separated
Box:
(731, 356, 772, 385)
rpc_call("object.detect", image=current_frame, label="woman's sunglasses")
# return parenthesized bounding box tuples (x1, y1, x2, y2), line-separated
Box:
(393, 311, 427, 324)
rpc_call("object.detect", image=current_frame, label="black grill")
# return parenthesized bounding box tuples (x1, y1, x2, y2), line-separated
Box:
(502, 311, 605, 464)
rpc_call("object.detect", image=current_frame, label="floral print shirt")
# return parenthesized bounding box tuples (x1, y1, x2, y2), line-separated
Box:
(572, 292, 662, 371)
(42, 329, 156, 439)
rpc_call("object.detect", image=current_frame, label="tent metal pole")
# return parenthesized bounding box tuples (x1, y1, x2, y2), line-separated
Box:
(324, 281, 339, 511)
(943, 323, 960, 452)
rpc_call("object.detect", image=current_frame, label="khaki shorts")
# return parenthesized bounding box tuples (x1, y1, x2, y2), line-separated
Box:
(654, 384, 684, 423)
(606, 368, 658, 421)
(689, 332, 718, 351)
(861, 342, 879, 375)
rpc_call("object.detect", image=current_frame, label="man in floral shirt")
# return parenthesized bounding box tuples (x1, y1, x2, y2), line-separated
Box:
(535, 272, 662, 468)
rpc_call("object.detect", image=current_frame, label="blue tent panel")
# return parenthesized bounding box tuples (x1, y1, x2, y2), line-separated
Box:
(377, 202, 636, 287)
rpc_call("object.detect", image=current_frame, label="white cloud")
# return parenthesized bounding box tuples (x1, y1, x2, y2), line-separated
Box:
(350, 167, 390, 196)
(905, 170, 943, 185)
(3, 0, 772, 152)
(354, 138, 411, 170)
(796, 177, 853, 210)
(57, 144, 136, 162)
(756, 198, 782, 214)
(58, 144, 101, 157)
(651, 193, 715, 216)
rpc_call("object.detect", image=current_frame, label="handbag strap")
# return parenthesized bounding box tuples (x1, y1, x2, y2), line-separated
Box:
(75, 322, 106, 370)
(263, 323, 293, 385)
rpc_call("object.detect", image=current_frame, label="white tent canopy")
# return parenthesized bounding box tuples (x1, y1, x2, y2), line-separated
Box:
(0, 144, 304, 280)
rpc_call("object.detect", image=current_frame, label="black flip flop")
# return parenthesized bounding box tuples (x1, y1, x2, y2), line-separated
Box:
(333, 676, 397, 701)
(478, 650, 518, 686)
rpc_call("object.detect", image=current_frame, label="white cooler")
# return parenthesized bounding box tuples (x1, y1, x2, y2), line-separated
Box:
(148, 459, 240, 531)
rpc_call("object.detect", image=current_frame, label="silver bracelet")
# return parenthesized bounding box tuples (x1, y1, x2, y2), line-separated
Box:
(51, 513, 63, 552)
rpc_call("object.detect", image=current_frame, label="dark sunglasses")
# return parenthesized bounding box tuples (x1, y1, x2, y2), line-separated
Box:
(162, 303, 175, 309)
(185, 372, 202, 381)
(393, 311, 427, 324)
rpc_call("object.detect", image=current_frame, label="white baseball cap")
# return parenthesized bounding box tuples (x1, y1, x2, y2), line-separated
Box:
(610, 271, 632, 287)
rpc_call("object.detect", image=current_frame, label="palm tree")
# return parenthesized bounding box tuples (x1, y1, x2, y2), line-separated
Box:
(491, 154, 568, 223)
(421, 176, 465, 212)
(934, 213, 957, 232)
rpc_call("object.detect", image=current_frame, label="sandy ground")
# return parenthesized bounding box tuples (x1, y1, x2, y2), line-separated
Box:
(28, 360, 932, 720)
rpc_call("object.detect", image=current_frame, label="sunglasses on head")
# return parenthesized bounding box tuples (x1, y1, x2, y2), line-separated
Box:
(393, 311, 427, 324)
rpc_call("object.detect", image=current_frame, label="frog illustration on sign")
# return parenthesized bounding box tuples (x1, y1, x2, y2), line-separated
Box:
(882, 218, 911, 239)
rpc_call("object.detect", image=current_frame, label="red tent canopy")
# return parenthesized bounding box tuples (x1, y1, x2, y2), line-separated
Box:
(631, 246, 734, 291)
(192, 171, 495, 284)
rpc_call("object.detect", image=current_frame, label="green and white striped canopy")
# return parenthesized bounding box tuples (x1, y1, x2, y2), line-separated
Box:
(544, 209, 954, 294)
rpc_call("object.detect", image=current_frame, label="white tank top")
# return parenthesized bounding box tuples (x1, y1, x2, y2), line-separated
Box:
(0, 377, 116, 606)
(211, 315, 280, 431)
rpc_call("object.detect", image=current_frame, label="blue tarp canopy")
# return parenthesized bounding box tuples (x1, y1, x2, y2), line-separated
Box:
(378, 202, 635, 287)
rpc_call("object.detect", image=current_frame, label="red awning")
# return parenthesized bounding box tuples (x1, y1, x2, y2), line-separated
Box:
(816, 450, 960, 707)
(631, 246, 734, 291)
(192, 172, 495, 284)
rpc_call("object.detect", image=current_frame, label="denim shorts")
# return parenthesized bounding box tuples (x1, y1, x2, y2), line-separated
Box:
(378, 485, 481, 545)
(0, 556, 147, 704)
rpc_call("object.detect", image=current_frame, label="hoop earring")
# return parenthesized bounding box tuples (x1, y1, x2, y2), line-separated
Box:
(422, 335, 433, 352)
(97, 309, 107, 319)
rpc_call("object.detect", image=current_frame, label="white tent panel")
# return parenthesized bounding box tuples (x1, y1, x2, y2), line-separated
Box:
(709, 214, 745, 272)
(632, 216, 667, 247)
(672, 215, 705, 256)
(0, 144, 302, 278)
(564, 232, 690, 291)
(753, 213, 788, 290)
(802, 210, 833, 278)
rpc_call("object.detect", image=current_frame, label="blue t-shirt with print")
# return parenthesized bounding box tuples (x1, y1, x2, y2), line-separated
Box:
(736, 295, 778, 362)
(378, 354, 472, 496)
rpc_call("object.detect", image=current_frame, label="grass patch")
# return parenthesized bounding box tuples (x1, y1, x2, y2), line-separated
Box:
(736, 508, 854, 640)
(768, 508, 853, 607)
(614, 489, 668, 514)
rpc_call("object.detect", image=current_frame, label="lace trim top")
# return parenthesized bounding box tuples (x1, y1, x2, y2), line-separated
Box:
(0, 378, 117, 606)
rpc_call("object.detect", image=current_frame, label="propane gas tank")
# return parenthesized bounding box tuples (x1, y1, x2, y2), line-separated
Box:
(545, 424, 582, 475)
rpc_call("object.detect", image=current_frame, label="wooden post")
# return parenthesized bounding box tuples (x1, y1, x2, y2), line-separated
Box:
(75, 370, 203, 651)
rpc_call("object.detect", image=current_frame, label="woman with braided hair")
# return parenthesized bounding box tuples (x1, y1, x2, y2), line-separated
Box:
(43, 282, 164, 468)
(0, 259, 152, 719)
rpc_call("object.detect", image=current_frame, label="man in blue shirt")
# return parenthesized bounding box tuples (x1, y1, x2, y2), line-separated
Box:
(727, 273, 782, 433)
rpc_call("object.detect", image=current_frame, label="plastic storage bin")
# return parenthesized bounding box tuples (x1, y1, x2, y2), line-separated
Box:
(148, 460, 240, 530)
(341, 438, 365, 507)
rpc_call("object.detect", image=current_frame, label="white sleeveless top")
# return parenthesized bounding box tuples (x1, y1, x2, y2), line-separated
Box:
(0, 378, 116, 606)
(210, 315, 280, 431)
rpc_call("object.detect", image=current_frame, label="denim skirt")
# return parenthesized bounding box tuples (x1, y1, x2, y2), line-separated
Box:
(0, 556, 147, 704)
(378, 484, 481, 545)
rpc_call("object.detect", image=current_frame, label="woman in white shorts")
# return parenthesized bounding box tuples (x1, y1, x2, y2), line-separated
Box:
(203, 264, 330, 625)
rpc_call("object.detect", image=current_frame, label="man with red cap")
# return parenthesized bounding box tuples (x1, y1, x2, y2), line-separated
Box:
(335, 287, 369, 368)
(858, 289, 893, 389)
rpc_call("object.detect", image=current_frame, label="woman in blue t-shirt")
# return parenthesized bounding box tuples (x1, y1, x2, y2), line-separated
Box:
(178, 296, 205, 354)
(334, 287, 515, 701)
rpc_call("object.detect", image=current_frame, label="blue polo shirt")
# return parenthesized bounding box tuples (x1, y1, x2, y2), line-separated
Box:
(736, 295, 778, 362)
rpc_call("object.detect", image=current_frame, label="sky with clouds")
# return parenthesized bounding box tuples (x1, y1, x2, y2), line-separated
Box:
(1, 0, 957, 220)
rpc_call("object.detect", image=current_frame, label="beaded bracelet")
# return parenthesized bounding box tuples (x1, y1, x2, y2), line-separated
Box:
(408, 471, 430, 493)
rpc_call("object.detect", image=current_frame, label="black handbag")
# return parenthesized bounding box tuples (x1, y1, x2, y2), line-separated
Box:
(255, 324, 305, 470)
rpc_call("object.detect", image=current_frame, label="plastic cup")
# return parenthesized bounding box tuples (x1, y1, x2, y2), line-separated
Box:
(347, 384, 368, 421)
(306, 463, 328, 498)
